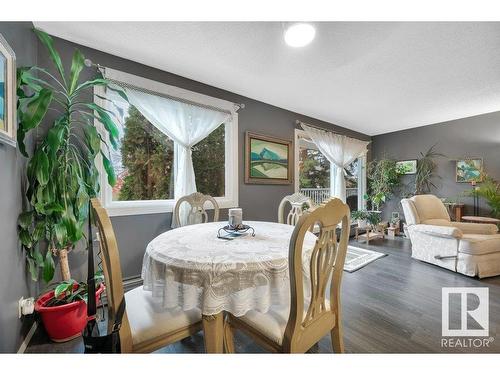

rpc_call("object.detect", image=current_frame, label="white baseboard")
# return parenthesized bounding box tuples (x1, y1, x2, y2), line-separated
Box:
(17, 321, 38, 354)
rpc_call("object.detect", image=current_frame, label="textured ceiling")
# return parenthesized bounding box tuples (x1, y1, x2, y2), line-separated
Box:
(34, 22, 500, 135)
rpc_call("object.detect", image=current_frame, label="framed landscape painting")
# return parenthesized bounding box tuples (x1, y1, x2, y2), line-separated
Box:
(456, 159, 483, 183)
(245, 132, 293, 184)
(0, 34, 16, 147)
(396, 159, 417, 175)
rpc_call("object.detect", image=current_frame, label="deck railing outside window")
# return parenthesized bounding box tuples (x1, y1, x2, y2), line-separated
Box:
(300, 187, 358, 205)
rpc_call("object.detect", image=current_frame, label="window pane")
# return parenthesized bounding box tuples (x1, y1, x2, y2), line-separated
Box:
(345, 158, 359, 211)
(109, 96, 174, 201)
(298, 143, 330, 204)
(192, 125, 225, 197)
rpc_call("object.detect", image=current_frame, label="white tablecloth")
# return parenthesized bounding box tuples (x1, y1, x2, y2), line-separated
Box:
(141, 221, 318, 316)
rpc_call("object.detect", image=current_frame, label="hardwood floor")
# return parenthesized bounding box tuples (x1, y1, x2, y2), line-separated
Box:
(27, 237, 500, 353)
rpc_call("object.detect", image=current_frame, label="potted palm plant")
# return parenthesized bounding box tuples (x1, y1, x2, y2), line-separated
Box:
(17, 29, 124, 341)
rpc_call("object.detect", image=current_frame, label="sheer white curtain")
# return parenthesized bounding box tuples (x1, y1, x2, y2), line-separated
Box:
(301, 124, 370, 203)
(124, 88, 230, 225)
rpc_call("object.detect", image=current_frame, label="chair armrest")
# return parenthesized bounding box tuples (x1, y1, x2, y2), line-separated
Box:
(450, 222, 498, 235)
(411, 224, 463, 239)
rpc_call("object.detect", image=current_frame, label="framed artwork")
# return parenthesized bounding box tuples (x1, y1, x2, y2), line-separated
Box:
(0, 33, 16, 147)
(456, 159, 483, 183)
(396, 159, 417, 175)
(245, 131, 293, 184)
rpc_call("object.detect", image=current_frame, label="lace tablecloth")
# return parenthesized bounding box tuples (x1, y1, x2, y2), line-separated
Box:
(141, 221, 318, 316)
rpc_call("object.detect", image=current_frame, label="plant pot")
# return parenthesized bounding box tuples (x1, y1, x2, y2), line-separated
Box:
(357, 219, 367, 228)
(35, 284, 104, 342)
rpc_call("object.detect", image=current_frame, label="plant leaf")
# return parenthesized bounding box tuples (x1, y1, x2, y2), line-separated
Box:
(27, 257, 39, 282)
(19, 229, 32, 248)
(32, 220, 46, 242)
(18, 211, 34, 229)
(84, 103, 120, 149)
(35, 151, 50, 186)
(33, 247, 44, 267)
(101, 151, 116, 187)
(33, 29, 66, 86)
(84, 125, 101, 156)
(20, 88, 53, 131)
(44, 202, 65, 215)
(54, 281, 74, 299)
(54, 222, 67, 247)
(46, 123, 65, 158)
(43, 251, 55, 283)
(69, 49, 85, 94)
(17, 128, 28, 157)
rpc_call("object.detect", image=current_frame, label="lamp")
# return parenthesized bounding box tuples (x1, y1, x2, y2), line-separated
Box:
(283, 23, 316, 48)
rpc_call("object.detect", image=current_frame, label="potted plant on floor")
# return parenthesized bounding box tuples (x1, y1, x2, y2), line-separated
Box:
(351, 210, 368, 228)
(17, 29, 124, 341)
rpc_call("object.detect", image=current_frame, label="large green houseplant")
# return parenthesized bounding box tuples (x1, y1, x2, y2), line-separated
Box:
(414, 144, 444, 194)
(364, 157, 405, 211)
(17, 29, 124, 284)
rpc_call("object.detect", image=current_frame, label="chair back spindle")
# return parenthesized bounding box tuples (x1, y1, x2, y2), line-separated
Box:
(174, 192, 220, 227)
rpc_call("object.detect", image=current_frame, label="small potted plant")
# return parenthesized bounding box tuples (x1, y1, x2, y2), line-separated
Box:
(34, 274, 105, 342)
(351, 210, 368, 227)
(366, 211, 382, 231)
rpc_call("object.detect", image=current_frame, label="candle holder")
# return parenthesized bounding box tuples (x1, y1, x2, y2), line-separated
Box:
(217, 224, 255, 238)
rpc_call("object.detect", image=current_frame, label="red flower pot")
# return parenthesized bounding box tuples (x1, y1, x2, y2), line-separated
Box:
(35, 284, 105, 342)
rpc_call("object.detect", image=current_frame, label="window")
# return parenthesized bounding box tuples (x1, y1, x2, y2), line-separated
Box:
(96, 70, 238, 216)
(295, 129, 366, 211)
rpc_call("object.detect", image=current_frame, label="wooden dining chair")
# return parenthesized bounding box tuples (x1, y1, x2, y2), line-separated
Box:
(174, 192, 220, 227)
(91, 198, 203, 353)
(278, 192, 314, 226)
(224, 198, 350, 353)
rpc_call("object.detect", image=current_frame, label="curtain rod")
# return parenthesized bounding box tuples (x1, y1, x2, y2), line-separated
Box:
(296, 120, 371, 143)
(85, 59, 245, 115)
(295, 120, 340, 134)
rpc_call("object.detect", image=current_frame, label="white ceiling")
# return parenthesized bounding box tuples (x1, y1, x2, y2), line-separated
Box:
(34, 22, 500, 136)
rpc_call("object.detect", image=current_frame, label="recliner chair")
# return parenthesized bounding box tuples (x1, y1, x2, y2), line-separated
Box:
(401, 194, 500, 278)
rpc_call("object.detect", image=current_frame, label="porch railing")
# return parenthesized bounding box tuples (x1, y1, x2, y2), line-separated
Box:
(300, 187, 358, 205)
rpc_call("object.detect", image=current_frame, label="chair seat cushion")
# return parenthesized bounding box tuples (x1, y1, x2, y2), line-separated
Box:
(125, 287, 201, 345)
(459, 234, 500, 256)
(237, 301, 331, 346)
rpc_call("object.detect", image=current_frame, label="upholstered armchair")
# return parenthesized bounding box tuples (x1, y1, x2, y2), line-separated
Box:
(401, 194, 500, 278)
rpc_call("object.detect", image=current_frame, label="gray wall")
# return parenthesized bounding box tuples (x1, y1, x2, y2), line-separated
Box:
(35, 37, 369, 280)
(0, 22, 38, 353)
(372, 111, 500, 221)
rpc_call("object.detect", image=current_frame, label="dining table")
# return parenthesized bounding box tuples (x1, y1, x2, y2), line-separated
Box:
(141, 220, 318, 353)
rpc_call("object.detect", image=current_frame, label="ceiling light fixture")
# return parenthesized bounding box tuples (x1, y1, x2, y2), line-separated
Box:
(284, 23, 316, 48)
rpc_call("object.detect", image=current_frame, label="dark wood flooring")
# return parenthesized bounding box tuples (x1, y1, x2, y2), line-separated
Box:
(27, 237, 500, 353)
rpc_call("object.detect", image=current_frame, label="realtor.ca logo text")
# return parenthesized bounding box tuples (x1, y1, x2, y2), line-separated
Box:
(441, 287, 494, 349)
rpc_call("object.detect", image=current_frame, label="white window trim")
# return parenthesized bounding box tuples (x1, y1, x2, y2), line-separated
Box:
(294, 128, 366, 208)
(94, 71, 239, 217)
(0, 34, 17, 147)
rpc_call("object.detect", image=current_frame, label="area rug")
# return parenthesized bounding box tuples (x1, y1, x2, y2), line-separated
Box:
(344, 246, 387, 272)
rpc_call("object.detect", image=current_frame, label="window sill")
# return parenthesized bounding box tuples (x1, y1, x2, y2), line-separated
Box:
(104, 196, 238, 217)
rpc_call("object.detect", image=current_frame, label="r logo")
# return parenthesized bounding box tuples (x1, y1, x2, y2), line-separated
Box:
(442, 287, 489, 337)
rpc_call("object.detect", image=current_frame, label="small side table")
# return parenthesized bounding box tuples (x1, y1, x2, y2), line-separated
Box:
(461, 216, 500, 225)
(387, 226, 400, 239)
(444, 203, 465, 222)
(355, 226, 384, 244)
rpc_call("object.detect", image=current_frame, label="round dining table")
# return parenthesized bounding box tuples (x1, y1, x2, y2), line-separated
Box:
(141, 220, 318, 353)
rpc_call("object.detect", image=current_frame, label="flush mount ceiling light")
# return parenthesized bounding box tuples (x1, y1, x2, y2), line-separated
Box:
(283, 23, 316, 48)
